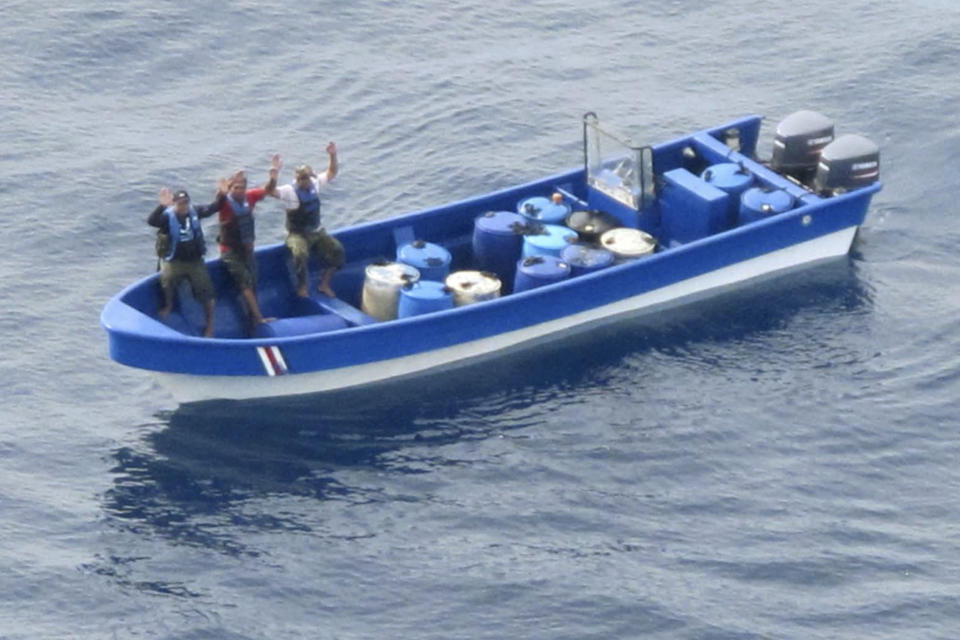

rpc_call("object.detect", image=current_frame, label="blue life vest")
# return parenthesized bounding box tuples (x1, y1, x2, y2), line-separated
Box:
(287, 182, 321, 233)
(227, 194, 255, 246)
(164, 206, 204, 261)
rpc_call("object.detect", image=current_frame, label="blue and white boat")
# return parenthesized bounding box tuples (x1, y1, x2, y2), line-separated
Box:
(101, 111, 881, 404)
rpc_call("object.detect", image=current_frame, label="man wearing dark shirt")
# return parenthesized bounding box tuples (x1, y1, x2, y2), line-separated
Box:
(147, 186, 225, 337)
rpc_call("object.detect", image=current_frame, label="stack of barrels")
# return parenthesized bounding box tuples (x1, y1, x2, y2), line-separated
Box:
(472, 192, 657, 295)
(362, 189, 668, 321)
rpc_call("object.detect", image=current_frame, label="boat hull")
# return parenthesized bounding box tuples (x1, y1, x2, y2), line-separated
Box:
(151, 225, 858, 403)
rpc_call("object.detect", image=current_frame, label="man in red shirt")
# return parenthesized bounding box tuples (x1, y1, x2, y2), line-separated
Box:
(218, 155, 279, 330)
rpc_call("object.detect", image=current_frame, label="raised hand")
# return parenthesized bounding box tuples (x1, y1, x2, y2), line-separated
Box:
(326, 141, 337, 157)
(159, 187, 172, 207)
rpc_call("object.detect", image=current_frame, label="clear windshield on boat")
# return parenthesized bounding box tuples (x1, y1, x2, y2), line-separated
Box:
(583, 113, 655, 211)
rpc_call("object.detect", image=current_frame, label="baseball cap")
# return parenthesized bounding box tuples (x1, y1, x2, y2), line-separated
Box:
(173, 189, 190, 202)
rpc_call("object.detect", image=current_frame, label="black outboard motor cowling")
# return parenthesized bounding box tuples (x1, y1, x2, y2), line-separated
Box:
(813, 134, 880, 195)
(770, 110, 835, 184)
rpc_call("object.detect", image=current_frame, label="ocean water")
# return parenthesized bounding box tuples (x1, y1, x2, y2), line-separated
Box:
(2, 1, 959, 638)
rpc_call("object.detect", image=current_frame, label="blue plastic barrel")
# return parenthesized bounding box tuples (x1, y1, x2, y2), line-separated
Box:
(472, 210, 527, 288)
(513, 255, 571, 293)
(560, 243, 615, 277)
(397, 280, 454, 318)
(517, 196, 571, 225)
(522, 224, 578, 259)
(739, 187, 796, 225)
(396, 240, 452, 282)
(254, 313, 348, 338)
(701, 162, 755, 228)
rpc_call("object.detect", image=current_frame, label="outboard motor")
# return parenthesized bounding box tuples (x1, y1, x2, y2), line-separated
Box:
(770, 110, 835, 185)
(813, 134, 880, 195)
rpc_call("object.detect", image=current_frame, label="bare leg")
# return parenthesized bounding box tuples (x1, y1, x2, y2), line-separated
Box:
(158, 263, 177, 319)
(203, 299, 215, 337)
(158, 288, 174, 318)
(241, 287, 267, 325)
(296, 266, 310, 297)
(317, 268, 336, 298)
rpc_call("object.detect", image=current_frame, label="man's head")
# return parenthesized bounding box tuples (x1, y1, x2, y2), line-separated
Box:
(172, 189, 190, 214)
(229, 170, 247, 199)
(295, 164, 314, 187)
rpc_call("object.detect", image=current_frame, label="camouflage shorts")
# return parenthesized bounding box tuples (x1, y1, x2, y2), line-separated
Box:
(160, 259, 214, 303)
(286, 229, 345, 269)
(221, 250, 258, 291)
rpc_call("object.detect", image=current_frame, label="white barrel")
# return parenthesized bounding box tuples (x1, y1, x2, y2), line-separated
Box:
(599, 228, 657, 262)
(444, 270, 501, 306)
(361, 262, 421, 321)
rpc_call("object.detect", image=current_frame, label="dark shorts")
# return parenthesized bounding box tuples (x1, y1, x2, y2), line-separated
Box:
(286, 229, 345, 269)
(221, 250, 258, 291)
(160, 259, 214, 303)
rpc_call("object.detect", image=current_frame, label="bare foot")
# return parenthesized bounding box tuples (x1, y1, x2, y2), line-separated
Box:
(317, 283, 335, 298)
(245, 316, 274, 338)
(296, 284, 309, 298)
(158, 305, 172, 319)
(203, 326, 214, 338)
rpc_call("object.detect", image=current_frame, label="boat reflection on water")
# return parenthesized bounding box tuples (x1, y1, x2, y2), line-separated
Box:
(101, 258, 871, 559)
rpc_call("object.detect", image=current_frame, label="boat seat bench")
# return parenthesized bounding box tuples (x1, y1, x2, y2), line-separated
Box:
(313, 295, 378, 326)
(690, 132, 819, 205)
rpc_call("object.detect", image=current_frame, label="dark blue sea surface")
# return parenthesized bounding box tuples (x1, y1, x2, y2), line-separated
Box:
(2, 1, 959, 638)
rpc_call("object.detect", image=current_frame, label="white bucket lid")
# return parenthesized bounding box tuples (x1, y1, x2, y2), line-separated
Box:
(364, 262, 421, 288)
(444, 270, 502, 297)
(599, 228, 657, 258)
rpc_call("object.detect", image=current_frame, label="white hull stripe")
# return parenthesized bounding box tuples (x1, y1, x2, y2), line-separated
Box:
(256, 346, 288, 376)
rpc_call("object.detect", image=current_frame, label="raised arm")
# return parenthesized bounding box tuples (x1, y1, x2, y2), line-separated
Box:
(147, 188, 172, 227)
(195, 180, 228, 218)
(325, 142, 338, 181)
(265, 153, 281, 195)
(196, 194, 225, 218)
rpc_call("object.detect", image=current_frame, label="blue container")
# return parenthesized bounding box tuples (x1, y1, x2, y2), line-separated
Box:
(739, 187, 796, 225)
(396, 240, 452, 282)
(397, 280, 454, 318)
(560, 243, 616, 277)
(661, 168, 730, 241)
(522, 224, 578, 259)
(513, 255, 571, 293)
(472, 210, 527, 288)
(517, 196, 571, 225)
(701, 162, 755, 228)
